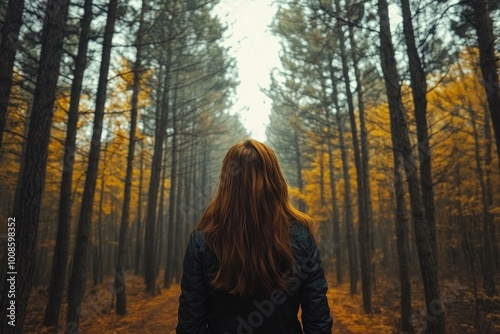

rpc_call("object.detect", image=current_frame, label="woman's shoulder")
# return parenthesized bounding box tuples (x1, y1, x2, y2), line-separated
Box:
(188, 229, 207, 253)
(289, 220, 313, 244)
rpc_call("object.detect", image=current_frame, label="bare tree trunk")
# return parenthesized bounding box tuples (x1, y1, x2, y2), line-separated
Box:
(346, 0, 374, 289)
(115, 0, 147, 315)
(174, 146, 185, 282)
(334, 0, 371, 312)
(164, 71, 180, 288)
(454, 162, 481, 332)
(43, 0, 93, 326)
(326, 128, 342, 285)
(134, 140, 145, 276)
(0, 0, 24, 149)
(469, 0, 500, 175)
(319, 146, 326, 206)
(400, 0, 437, 259)
(0, 0, 70, 332)
(66, 0, 118, 328)
(483, 104, 499, 271)
(293, 130, 307, 212)
(393, 151, 414, 334)
(377, 0, 445, 332)
(156, 142, 168, 275)
(328, 58, 357, 293)
(94, 131, 110, 287)
(467, 106, 496, 295)
(144, 43, 172, 296)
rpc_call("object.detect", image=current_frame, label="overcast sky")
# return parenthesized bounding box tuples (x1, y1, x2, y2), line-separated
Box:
(213, 0, 281, 142)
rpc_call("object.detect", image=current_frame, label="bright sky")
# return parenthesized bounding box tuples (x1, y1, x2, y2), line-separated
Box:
(213, 0, 281, 142)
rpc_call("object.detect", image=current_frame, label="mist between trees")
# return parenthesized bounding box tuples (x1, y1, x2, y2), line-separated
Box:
(0, 0, 499, 333)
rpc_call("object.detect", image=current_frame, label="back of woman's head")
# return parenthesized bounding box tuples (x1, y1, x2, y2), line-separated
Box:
(197, 139, 311, 295)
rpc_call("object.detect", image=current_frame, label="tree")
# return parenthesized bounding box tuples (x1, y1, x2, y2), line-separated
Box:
(332, 0, 371, 312)
(0, 0, 70, 332)
(377, 0, 445, 332)
(144, 27, 171, 296)
(0, 0, 24, 149)
(43, 0, 94, 327)
(66, 0, 119, 329)
(400, 0, 437, 259)
(467, 0, 500, 175)
(114, 0, 147, 315)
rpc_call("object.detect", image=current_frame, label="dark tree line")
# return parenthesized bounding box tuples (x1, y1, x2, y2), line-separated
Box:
(267, 0, 499, 332)
(0, 0, 245, 332)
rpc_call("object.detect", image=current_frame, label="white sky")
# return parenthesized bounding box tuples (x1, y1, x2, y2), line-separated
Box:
(213, 0, 281, 142)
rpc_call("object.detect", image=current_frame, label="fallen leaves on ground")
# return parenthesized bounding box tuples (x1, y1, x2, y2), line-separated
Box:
(23, 271, 499, 333)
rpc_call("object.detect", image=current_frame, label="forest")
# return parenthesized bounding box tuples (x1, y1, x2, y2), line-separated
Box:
(0, 0, 499, 333)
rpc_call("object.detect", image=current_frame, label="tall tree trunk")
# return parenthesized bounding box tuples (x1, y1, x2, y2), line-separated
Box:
(333, 0, 371, 312)
(467, 106, 496, 295)
(174, 146, 185, 282)
(393, 151, 414, 334)
(43, 0, 93, 326)
(328, 59, 358, 295)
(377, 0, 445, 332)
(134, 140, 145, 276)
(185, 135, 196, 233)
(200, 138, 209, 208)
(164, 72, 180, 288)
(293, 130, 307, 212)
(94, 129, 110, 287)
(470, 0, 500, 175)
(454, 162, 481, 332)
(115, 0, 146, 315)
(0, 0, 70, 332)
(66, 0, 118, 328)
(144, 46, 171, 296)
(484, 108, 500, 271)
(319, 146, 326, 206)
(347, 2, 374, 273)
(400, 0, 437, 259)
(0, 0, 24, 149)
(326, 123, 342, 285)
(156, 142, 168, 275)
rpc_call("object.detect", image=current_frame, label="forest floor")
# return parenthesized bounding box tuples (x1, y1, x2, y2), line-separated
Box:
(23, 271, 500, 333)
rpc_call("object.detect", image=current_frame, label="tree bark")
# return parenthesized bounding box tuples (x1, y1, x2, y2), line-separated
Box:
(94, 163, 107, 286)
(467, 106, 496, 295)
(0, 0, 24, 149)
(469, 0, 500, 176)
(346, 1, 374, 271)
(483, 107, 500, 270)
(174, 146, 185, 282)
(454, 161, 481, 332)
(326, 127, 342, 285)
(164, 69, 180, 288)
(66, 0, 118, 329)
(115, 0, 147, 315)
(0, 0, 70, 332)
(43, 0, 93, 327)
(377, 0, 445, 332)
(333, 0, 370, 311)
(293, 130, 307, 212)
(156, 142, 169, 276)
(400, 0, 437, 259)
(393, 151, 414, 334)
(144, 38, 171, 296)
(134, 140, 145, 276)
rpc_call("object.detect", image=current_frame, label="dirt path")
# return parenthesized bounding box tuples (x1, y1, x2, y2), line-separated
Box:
(77, 276, 395, 333)
(24, 274, 395, 334)
(23, 272, 498, 333)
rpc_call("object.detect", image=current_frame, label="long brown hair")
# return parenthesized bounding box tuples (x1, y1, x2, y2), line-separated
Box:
(197, 139, 311, 295)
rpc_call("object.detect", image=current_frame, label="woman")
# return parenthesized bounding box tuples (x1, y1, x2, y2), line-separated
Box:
(176, 139, 332, 334)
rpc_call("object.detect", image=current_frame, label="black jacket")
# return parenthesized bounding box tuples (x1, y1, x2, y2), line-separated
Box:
(176, 221, 333, 334)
